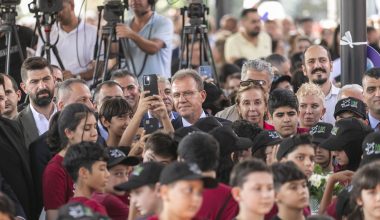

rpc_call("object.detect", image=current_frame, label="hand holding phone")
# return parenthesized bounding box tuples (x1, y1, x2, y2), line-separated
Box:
(143, 74, 159, 97)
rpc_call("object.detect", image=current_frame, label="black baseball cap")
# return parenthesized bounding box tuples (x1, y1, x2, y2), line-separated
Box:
(319, 118, 372, 151)
(159, 162, 217, 188)
(309, 122, 333, 145)
(173, 126, 201, 142)
(114, 162, 164, 191)
(334, 97, 366, 120)
(209, 126, 253, 155)
(107, 148, 140, 169)
(360, 132, 380, 167)
(251, 130, 282, 154)
(57, 202, 109, 220)
(276, 134, 312, 161)
(193, 117, 223, 132)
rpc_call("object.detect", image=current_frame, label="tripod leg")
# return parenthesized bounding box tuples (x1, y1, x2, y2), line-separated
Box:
(102, 31, 113, 82)
(120, 38, 131, 71)
(202, 29, 220, 86)
(179, 28, 188, 69)
(188, 27, 197, 69)
(12, 25, 25, 61)
(51, 46, 66, 70)
(93, 31, 106, 87)
(5, 30, 12, 75)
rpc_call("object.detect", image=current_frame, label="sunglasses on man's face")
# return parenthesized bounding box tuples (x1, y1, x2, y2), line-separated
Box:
(239, 79, 266, 87)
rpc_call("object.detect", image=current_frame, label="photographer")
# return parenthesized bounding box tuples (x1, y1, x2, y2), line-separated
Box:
(115, 0, 173, 81)
(35, 0, 98, 82)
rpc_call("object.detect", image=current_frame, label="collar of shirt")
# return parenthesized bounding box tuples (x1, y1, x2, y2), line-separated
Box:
(58, 19, 85, 37)
(97, 120, 109, 141)
(325, 82, 340, 100)
(368, 112, 380, 130)
(182, 111, 207, 127)
(30, 103, 57, 135)
(127, 12, 156, 33)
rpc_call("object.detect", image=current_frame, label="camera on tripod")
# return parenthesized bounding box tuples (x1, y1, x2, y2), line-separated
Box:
(28, 0, 63, 14)
(187, 0, 205, 19)
(185, 0, 208, 26)
(0, 0, 20, 7)
(103, 0, 128, 24)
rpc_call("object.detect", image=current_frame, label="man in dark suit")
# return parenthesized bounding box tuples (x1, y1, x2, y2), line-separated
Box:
(0, 75, 37, 220)
(363, 68, 380, 131)
(17, 57, 57, 149)
(29, 78, 95, 215)
(171, 69, 230, 130)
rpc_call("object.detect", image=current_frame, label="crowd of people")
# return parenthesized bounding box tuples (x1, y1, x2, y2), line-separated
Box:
(2, 0, 380, 220)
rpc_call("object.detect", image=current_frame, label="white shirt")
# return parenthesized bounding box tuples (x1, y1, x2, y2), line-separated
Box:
(29, 104, 57, 136)
(322, 82, 340, 125)
(182, 111, 207, 127)
(35, 20, 98, 76)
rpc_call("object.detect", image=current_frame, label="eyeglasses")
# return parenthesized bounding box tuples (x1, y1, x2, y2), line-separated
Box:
(172, 90, 199, 100)
(240, 79, 266, 87)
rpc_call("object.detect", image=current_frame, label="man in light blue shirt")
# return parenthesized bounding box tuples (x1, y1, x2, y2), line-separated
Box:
(116, 0, 173, 81)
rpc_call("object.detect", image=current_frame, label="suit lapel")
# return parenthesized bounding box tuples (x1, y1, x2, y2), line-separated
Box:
(171, 116, 183, 130)
(18, 105, 39, 146)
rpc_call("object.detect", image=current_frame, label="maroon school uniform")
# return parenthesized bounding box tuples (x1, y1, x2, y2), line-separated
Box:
(264, 204, 311, 220)
(69, 196, 108, 216)
(43, 154, 75, 210)
(195, 183, 238, 220)
(146, 216, 159, 220)
(92, 192, 129, 220)
(326, 197, 338, 219)
(115, 193, 130, 205)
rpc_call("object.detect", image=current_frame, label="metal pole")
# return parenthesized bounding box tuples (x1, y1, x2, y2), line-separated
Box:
(340, 0, 366, 85)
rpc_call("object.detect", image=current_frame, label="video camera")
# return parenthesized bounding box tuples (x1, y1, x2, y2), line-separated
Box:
(103, 0, 128, 24)
(185, 0, 208, 26)
(28, 0, 63, 14)
(0, 0, 20, 7)
(0, 0, 20, 25)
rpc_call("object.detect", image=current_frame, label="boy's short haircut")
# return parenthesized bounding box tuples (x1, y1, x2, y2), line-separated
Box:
(145, 131, 178, 161)
(0, 192, 15, 219)
(177, 131, 220, 172)
(296, 82, 325, 107)
(231, 120, 263, 142)
(229, 158, 271, 187)
(268, 88, 299, 116)
(99, 97, 133, 122)
(271, 161, 307, 191)
(276, 134, 313, 161)
(63, 142, 109, 182)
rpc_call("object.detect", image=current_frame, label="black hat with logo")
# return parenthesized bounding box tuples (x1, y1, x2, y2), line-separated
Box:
(251, 130, 282, 154)
(159, 162, 217, 188)
(309, 122, 334, 145)
(334, 97, 366, 120)
(114, 162, 164, 191)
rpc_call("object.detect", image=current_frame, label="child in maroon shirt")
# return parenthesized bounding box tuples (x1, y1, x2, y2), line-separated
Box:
(43, 103, 98, 220)
(178, 131, 240, 220)
(114, 162, 164, 220)
(92, 147, 139, 220)
(149, 162, 217, 220)
(63, 142, 110, 216)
